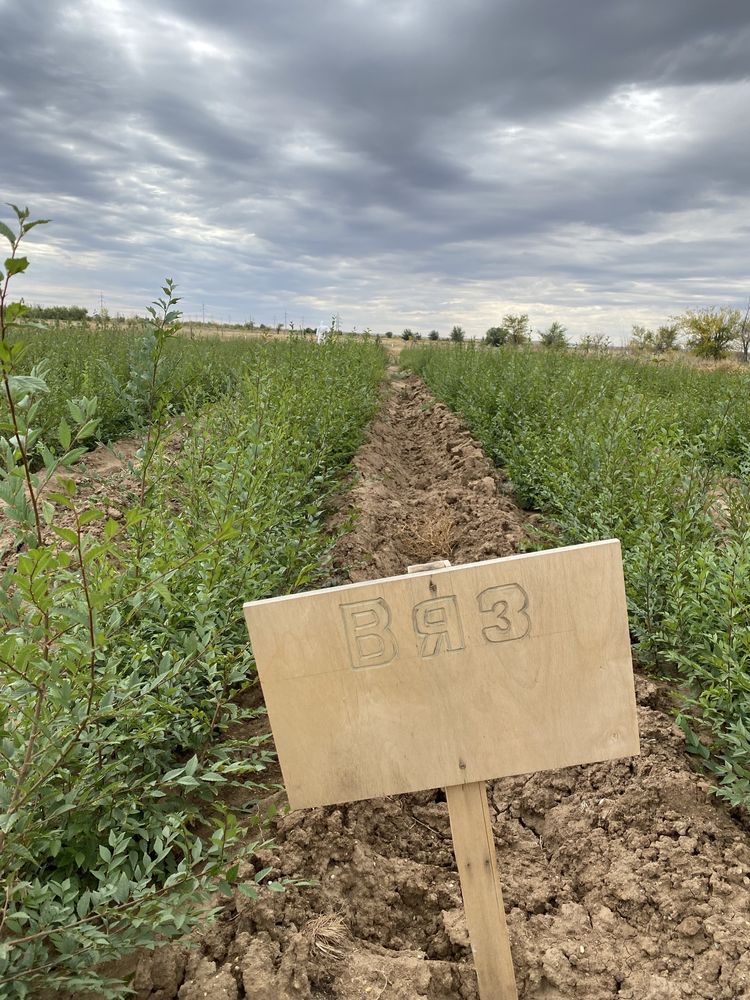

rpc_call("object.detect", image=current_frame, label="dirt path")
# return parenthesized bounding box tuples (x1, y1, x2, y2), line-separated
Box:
(134, 373, 750, 1000)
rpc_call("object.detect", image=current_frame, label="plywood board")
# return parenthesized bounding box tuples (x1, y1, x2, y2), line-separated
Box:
(243, 540, 639, 809)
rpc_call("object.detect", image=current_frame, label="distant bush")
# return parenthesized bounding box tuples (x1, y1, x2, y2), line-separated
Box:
(539, 321, 568, 348)
(484, 326, 505, 347)
(485, 314, 530, 346)
(630, 323, 679, 353)
(25, 304, 89, 320)
(503, 314, 531, 345)
(678, 307, 741, 360)
(577, 333, 610, 353)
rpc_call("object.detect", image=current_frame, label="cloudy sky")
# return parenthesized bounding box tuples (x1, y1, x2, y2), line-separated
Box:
(2, 0, 750, 340)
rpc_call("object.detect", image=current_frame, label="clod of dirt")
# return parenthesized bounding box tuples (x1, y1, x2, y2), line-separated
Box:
(130, 374, 750, 999)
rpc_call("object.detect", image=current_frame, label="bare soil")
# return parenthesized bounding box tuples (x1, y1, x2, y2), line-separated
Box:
(0, 437, 140, 565)
(129, 374, 750, 999)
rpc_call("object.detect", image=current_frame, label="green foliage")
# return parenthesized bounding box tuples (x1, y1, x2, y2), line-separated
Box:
(485, 314, 530, 346)
(428, 329, 440, 341)
(0, 206, 386, 995)
(501, 313, 530, 345)
(484, 326, 506, 347)
(538, 320, 568, 348)
(450, 325, 465, 342)
(631, 323, 679, 354)
(23, 304, 90, 321)
(7, 320, 274, 450)
(402, 342, 750, 812)
(678, 306, 741, 360)
(630, 324, 652, 351)
(577, 332, 610, 353)
(401, 328, 413, 341)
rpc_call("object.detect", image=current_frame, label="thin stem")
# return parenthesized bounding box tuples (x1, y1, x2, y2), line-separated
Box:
(0, 681, 47, 856)
(74, 508, 99, 717)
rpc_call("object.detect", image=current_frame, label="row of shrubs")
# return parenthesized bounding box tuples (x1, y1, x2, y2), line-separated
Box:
(404, 342, 750, 813)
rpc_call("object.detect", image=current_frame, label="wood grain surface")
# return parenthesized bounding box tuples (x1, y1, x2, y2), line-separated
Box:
(243, 540, 639, 809)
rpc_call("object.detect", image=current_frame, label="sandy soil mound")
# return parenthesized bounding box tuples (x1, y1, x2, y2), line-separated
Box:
(132, 374, 750, 999)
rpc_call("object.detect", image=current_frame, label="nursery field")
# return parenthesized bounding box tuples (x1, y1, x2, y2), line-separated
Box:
(0, 256, 386, 993)
(2, 210, 750, 998)
(127, 370, 750, 1000)
(4, 321, 304, 447)
(403, 343, 750, 811)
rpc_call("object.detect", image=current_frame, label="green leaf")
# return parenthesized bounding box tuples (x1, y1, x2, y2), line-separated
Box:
(103, 518, 120, 540)
(0, 221, 15, 245)
(51, 605, 91, 626)
(47, 491, 75, 508)
(39, 442, 57, 473)
(57, 476, 77, 496)
(58, 417, 71, 450)
(77, 418, 99, 440)
(5, 911, 30, 930)
(4, 256, 29, 276)
(114, 870, 131, 902)
(7, 374, 48, 398)
(3, 301, 29, 326)
(79, 508, 104, 526)
(51, 525, 78, 545)
(175, 775, 200, 788)
(59, 446, 87, 466)
(237, 884, 259, 899)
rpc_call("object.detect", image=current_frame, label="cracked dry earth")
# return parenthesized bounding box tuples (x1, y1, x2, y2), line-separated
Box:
(133, 372, 750, 1000)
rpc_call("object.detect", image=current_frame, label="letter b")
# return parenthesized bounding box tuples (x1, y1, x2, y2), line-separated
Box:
(340, 598, 398, 669)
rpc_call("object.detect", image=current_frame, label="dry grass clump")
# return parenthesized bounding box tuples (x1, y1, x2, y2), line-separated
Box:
(305, 914, 350, 961)
(399, 510, 458, 562)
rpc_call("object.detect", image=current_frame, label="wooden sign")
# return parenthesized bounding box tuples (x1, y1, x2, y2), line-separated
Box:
(243, 540, 639, 810)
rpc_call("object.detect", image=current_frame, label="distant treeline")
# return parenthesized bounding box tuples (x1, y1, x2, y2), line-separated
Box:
(25, 305, 89, 320)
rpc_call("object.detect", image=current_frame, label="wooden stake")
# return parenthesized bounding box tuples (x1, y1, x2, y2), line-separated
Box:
(445, 781, 518, 999)
(408, 561, 518, 1000)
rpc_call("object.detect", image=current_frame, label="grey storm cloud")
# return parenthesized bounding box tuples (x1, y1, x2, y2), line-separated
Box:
(2, 0, 750, 337)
